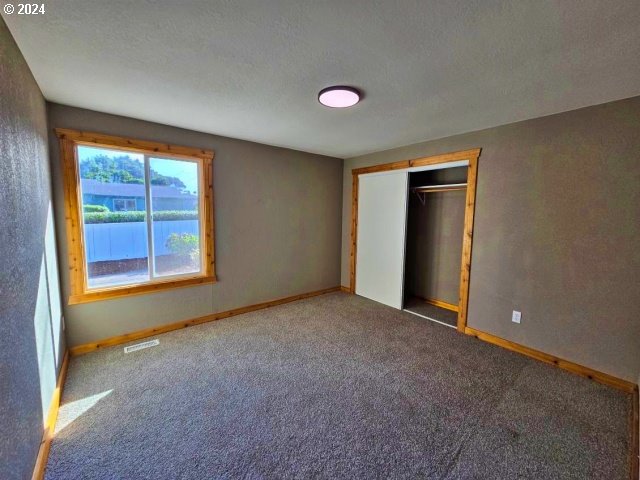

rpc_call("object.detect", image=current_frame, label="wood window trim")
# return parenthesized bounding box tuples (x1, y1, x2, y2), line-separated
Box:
(56, 128, 216, 305)
(349, 148, 481, 332)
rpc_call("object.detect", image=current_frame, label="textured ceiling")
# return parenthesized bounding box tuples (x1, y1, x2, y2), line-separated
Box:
(4, 1, 640, 157)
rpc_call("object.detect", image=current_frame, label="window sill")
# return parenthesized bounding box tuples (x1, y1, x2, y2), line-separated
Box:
(68, 275, 217, 305)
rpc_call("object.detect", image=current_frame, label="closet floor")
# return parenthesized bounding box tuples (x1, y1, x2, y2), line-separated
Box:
(404, 297, 458, 328)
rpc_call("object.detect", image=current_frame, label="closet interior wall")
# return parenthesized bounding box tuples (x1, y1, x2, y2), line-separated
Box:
(404, 167, 468, 308)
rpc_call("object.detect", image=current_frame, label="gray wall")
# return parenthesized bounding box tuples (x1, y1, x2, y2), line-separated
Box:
(47, 104, 343, 347)
(342, 96, 640, 382)
(0, 19, 65, 480)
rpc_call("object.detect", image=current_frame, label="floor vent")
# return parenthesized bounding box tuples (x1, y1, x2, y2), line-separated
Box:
(124, 339, 160, 353)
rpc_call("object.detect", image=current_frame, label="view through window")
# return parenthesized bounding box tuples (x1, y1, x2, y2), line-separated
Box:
(77, 145, 203, 289)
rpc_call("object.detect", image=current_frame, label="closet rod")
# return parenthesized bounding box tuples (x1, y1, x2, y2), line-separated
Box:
(413, 186, 466, 193)
(412, 182, 467, 191)
(412, 183, 467, 205)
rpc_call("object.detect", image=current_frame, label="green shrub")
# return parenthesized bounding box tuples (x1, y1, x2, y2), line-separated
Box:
(83, 210, 198, 224)
(165, 233, 199, 261)
(153, 210, 199, 222)
(83, 204, 110, 213)
(84, 211, 146, 224)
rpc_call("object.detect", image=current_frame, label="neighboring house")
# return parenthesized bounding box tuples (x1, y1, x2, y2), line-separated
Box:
(81, 178, 197, 211)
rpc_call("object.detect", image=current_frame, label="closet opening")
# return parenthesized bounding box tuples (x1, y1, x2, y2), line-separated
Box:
(350, 148, 479, 332)
(403, 166, 468, 328)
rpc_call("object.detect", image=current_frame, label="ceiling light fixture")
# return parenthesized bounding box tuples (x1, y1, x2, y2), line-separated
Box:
(318, 86, 361, 108)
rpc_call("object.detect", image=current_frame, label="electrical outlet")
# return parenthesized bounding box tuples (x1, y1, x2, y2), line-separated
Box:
(512, 310, 521, 324)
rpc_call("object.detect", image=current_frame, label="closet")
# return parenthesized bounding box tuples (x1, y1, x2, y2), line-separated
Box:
(403, 166, 468, 328)
(351, 149, 479, 331)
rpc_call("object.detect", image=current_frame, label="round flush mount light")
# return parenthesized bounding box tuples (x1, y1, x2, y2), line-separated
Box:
(318, 86, 361, 108)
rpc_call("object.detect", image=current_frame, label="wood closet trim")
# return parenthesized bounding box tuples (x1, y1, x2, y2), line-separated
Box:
(458, 150, 479, 332)
(351, 148, 480, 175)
(349, 148, 481, 334)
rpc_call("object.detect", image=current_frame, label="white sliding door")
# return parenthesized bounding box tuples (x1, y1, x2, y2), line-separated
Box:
(356, 171, 408, 309)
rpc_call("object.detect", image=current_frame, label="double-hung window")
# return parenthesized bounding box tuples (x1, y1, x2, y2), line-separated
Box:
(56, 129, 216, 304)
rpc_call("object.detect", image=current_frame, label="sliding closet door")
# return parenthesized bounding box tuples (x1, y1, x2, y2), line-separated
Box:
(356, 171, 408, 309)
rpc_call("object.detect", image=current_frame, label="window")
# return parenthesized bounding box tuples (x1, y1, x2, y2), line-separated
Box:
(56, 129, 215, 304)
(113, 198, 138, 211)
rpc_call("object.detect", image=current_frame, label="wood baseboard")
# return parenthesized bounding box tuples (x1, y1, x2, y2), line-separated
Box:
(70, 286, 342, 356)
(340, 286, 352, 293)
(632, 386, 639, 480)
(464, 327, 636, 393)
(465, 325, 639, 480)
(32, 350, 70, 480)
(416, 296, 459, 313)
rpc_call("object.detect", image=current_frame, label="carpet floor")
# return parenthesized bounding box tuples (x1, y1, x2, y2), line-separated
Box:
(47, 292, 633, 479)
(404, 297, 458, 328)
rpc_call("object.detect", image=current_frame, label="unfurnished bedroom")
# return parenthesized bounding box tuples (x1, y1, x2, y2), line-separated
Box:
(1, 2, 639, 479)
